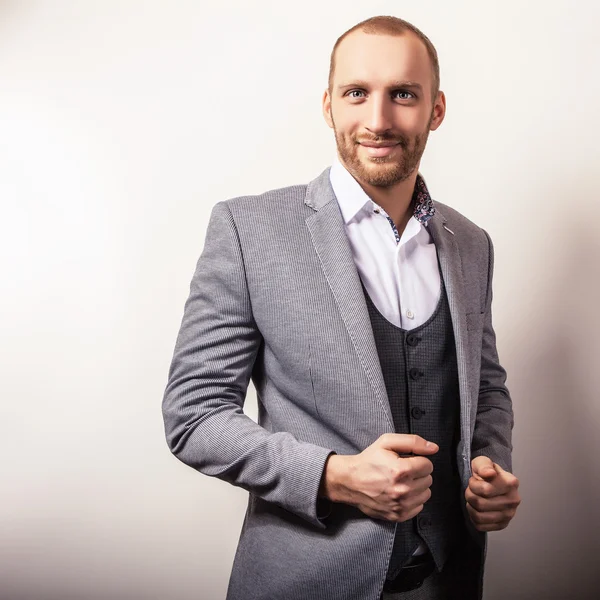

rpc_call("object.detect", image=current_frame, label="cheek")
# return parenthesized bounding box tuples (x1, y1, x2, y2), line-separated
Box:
(395, 108, 432, 131)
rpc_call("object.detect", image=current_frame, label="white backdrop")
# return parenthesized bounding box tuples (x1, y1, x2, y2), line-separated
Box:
(2, 1, 599, 599)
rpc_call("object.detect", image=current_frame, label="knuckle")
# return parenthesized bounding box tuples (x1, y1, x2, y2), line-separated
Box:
(394, 463, 410, 481)
(379, 433, 392, 446)
(470, 485, 483, 498)
(392, 507, 408, 521)
(390, 486, 408, 502)
(397, 496, 412, 511)
(391, 468, 403, 482)
(480, 487, 493, 499)
(471, 497, 484, 511)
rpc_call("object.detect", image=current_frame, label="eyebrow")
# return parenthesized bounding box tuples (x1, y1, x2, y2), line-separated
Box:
(336, 80, 424, 93)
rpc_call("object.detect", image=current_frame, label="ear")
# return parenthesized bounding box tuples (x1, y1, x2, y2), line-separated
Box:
(429, 90, 446, 132)
(322, 89, 334, 129)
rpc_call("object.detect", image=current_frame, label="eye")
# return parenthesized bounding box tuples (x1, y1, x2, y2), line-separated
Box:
(347, 90, 365, 99)
(393, 90, 415, 100)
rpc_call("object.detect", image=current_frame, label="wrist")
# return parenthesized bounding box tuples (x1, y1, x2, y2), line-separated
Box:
(319, 453, 352, 503)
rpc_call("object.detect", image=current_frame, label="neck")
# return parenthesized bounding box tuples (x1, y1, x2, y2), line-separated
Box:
(356, 170, 419, 237)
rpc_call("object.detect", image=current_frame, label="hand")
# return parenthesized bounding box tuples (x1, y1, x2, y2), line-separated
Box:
(320, 433, 438, 522)
(465, 456, 521, 532)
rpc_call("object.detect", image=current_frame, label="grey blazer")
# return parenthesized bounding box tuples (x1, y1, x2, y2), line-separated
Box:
(162, 167, 513, 600)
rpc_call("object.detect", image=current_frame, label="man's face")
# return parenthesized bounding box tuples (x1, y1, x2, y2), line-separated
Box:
(323, 31, 445, 188)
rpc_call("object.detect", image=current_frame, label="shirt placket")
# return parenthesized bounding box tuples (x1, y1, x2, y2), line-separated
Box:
(374, 205, 410, 329)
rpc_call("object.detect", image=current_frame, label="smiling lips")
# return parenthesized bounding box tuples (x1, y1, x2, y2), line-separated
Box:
(359, 141, 401, 158)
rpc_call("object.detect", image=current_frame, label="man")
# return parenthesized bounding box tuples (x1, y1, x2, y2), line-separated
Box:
(162, 15, 520, 600)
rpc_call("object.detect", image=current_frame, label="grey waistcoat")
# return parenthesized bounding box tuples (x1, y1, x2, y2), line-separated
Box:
(362, 278, 465, 579)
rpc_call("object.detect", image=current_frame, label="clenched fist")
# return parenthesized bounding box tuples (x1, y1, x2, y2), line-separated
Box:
(465, 456, 521, 532)
(320, 433, 438, 522)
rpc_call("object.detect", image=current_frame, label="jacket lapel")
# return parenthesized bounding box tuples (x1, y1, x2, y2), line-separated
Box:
(427, 211, 472, 458)
(303, 168, 473, 446)
(304, 169, 394, 429)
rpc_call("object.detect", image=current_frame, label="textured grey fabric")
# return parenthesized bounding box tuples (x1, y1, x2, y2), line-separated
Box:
(162, 167, 513, 600)
(363, 281, 465, 580)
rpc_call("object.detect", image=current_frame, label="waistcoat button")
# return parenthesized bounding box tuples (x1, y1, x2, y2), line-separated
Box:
(407, 334, 421, 347)
(411, 407, 425, 419)
(409, 368, 423, 380)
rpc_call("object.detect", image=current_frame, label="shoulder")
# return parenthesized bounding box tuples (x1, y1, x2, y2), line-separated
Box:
(208, 180, 314, 249)
(217, 182, 310, 220)
(433, 201, 492, 251)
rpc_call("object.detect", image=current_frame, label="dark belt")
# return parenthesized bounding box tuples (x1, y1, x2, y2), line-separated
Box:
(382, 552, 436, 594)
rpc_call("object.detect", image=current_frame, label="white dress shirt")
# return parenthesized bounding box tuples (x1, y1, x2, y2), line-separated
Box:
(329, 156, 441, 331)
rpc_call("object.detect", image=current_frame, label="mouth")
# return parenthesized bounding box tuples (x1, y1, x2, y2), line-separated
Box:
(358, 141, 400, 158)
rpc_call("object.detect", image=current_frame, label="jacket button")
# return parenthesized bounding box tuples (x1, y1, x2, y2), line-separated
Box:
(407, 334, 421, 347)
(409, 368, 423, 380)
(411, 407, 425, 419)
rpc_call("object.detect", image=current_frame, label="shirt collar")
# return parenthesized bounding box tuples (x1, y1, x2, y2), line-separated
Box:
(329, 155, 436, 225)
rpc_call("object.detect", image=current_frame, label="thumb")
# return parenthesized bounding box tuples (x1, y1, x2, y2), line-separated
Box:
(379, 433, 438, 456)
(471, 455, 497, 480)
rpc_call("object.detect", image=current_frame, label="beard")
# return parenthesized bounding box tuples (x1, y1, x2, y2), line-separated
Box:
(333, 114, 433, 188)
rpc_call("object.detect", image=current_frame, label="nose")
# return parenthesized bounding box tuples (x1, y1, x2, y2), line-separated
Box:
(365, 93, 393, 135)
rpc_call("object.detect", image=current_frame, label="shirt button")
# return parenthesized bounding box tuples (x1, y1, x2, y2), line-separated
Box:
(406, 310, 414, 319)
(374, 208, 380, 214)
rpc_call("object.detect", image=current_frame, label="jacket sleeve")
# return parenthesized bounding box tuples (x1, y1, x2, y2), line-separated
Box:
(162, 201, 334, 528)
(470, 230, 514, 472)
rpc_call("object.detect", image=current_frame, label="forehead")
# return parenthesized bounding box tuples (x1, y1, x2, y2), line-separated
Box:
(333, 30, 432, 90)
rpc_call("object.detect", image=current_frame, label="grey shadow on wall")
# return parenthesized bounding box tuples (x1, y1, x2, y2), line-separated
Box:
(484, 183, 600, 600)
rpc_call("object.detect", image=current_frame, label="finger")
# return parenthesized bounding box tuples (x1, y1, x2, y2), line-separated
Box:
(495, 467, 520, 490)
(402, 456, 434, 479)
(391, 474, 432, 500)
(410, 474, 433, 495)
(465, 503, 508, 526)
(471, 456, 496, 480)
(379, 433, 439, 456)
(465, 487, 520, 513)
(388, 456, 433, 482)
(467, 505, 511, 531)
(393, 503, 425, 523)
(467, 476, 509, 499)
(482, 462, 520, 489)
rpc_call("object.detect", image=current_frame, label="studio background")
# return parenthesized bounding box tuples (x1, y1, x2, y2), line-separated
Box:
(2, 1, 599, 599)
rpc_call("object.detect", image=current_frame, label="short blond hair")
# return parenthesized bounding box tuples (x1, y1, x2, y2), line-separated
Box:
(328, 16, 440, 101)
